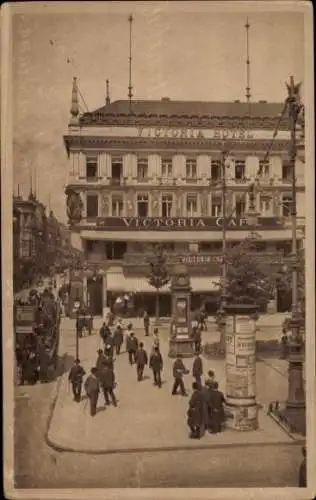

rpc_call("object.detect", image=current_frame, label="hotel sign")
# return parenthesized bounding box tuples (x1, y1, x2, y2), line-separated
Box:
(137, 127, 255, 140)
(96, 217, 283, 231)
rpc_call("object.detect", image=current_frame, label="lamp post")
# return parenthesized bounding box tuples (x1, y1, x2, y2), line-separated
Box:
(285, 76, 305, 416)
(217, 149, 230, 353)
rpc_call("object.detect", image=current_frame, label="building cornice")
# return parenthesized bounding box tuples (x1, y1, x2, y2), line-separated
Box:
(64, 135, 290, 154)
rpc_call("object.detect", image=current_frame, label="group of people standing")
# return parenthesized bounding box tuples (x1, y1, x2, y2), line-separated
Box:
(68, 310, 227, 438)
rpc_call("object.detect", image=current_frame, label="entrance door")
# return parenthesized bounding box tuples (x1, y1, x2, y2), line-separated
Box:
(87, 277, 103, 316)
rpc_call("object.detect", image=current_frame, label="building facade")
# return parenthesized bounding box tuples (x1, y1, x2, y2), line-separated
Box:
(64, 78, 305, 317)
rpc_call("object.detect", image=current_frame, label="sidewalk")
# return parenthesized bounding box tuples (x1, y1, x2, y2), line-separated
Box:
(47, 322, 296, 453)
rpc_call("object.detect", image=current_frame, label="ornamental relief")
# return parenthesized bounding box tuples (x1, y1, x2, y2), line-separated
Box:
(151, 191, 160, 216)
(200, 191, 209, 216)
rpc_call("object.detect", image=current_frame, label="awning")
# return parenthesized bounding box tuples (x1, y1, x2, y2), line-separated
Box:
(106, 273, 220, 293)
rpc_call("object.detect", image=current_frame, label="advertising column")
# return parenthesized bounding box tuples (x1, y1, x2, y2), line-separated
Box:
(225, 311, 258, 431)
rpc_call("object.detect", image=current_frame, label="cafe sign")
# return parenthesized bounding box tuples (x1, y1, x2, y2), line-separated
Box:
(96, 216, 283, 231)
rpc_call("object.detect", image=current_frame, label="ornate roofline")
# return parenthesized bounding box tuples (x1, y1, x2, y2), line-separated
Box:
(78, 115, 289, 131)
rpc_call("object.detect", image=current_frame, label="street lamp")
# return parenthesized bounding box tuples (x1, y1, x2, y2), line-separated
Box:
(285, 76, 305, 416)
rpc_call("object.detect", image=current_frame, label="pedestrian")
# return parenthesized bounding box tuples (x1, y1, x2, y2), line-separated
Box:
(96, 349, 107, 373)
(153, 328, 160, 350)
(126, 325, 138, 365)
(201, 379, 215, 431)
(192, 324, 202, 353)
(143, 310, 150, 336)
(135, 342, 148, 381)
(103, 345, 115, 369)
(208, 381, 226, 434)
(149, 346, 163, 388)
(105, 333, 114, 357)
(84, 367, 100, 416)
(68, 358, 86, 402)
(298, 445, 307, 487)
(99, 363, 117, 407)
(99, 322, 107, 345)
(113, 324, 124, 355)
(39, 342, 51, 383)
(171, 354, 189, 396)
(192, 351, 203, 388)
(187, 382, 205, 439)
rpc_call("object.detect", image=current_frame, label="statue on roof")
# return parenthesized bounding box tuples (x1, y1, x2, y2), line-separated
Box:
(65, 187, 83, 226)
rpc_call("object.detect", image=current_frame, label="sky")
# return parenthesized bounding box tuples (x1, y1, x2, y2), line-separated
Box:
(12, 2, 305, 222)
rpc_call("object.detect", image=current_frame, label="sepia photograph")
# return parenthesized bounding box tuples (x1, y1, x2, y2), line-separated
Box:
(1, 1, 315, 497)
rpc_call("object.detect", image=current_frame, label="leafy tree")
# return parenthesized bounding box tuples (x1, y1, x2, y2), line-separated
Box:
(215, 234, 275, 352)
(147, 244, 170, 321)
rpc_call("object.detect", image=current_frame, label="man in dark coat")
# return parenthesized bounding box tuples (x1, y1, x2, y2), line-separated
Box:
(143, 311, 150, 336)
(126, 328, 138, 365)
(96, 349, 107, 373)
(187, 382, 205, 438)
(201, 379, 215, 431)
(192, 352, 203, 388)
(149, 346, 163, 388)
(99, 363, 117, 406)
(39, 342, 51, 383)
(208, 381, 226, 434)
(193, 325, 202, 353)
(68, 358, 86, 402)
(84, 367, 100, 416)
(135, 342, 148, 381)
(113, 325, 124, 355)
(171, 355, 189, 396)
(104, 334, 114, 357)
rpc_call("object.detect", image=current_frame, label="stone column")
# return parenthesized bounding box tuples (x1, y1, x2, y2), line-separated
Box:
(225, 304, 259, 431)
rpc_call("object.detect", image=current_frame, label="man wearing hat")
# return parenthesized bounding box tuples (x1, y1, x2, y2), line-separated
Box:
(149, 346, 163, 388)
(135, 342, 148, 381)
(192, 351, 203, 389)
(84, 367, 100, 416)
(171, 354, 189, 396)
(126, 324, 138, 365)
(68, 358, 86, 402)
(96, 349, 107, 373)
(113, 324, 124, 355)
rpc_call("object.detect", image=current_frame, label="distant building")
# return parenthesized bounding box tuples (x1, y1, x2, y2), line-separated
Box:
(13, 193, 81, 291)
(63, 79, 305, 317)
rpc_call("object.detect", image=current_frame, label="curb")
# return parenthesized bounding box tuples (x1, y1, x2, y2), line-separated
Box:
(44, 435, 304, 455)
(267, 411, 305, 441)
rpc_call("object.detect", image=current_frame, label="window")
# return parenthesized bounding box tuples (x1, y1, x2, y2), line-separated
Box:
(112, 196, 124, 216)
(211, 197, 222, 217)
(282, 162, 293, 182)
(260, 196, 271, 216)
(111, 156, 123, 181)
(259, 159, 270, 177)
(137, 158, 148, 179)
(161, 158, 173, 177)
(199, 242, 222, 252)
(211, 160, 221, 181)
(162, 193, 173, 217)
(21, 230, 34, 258)
(137, 194, 149, 217)
(282, 195, 292, 217)
(235, 195, 246, 217)
(186, 194, 197, 217)
(86, 194, 99, 218)
(186, 158, 197, 179)
(235, 160, 245, 180)
(86, 156, 98, 180)
(86, 240, 94, 253)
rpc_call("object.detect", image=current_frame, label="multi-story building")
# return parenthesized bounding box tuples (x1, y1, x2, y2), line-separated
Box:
(13, 193, 46, 290)
(63, 78, 305, 317)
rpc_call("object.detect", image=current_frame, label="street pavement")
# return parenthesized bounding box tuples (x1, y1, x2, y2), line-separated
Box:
(47, 316, 297, 453)
(13, 313, 308, 490)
